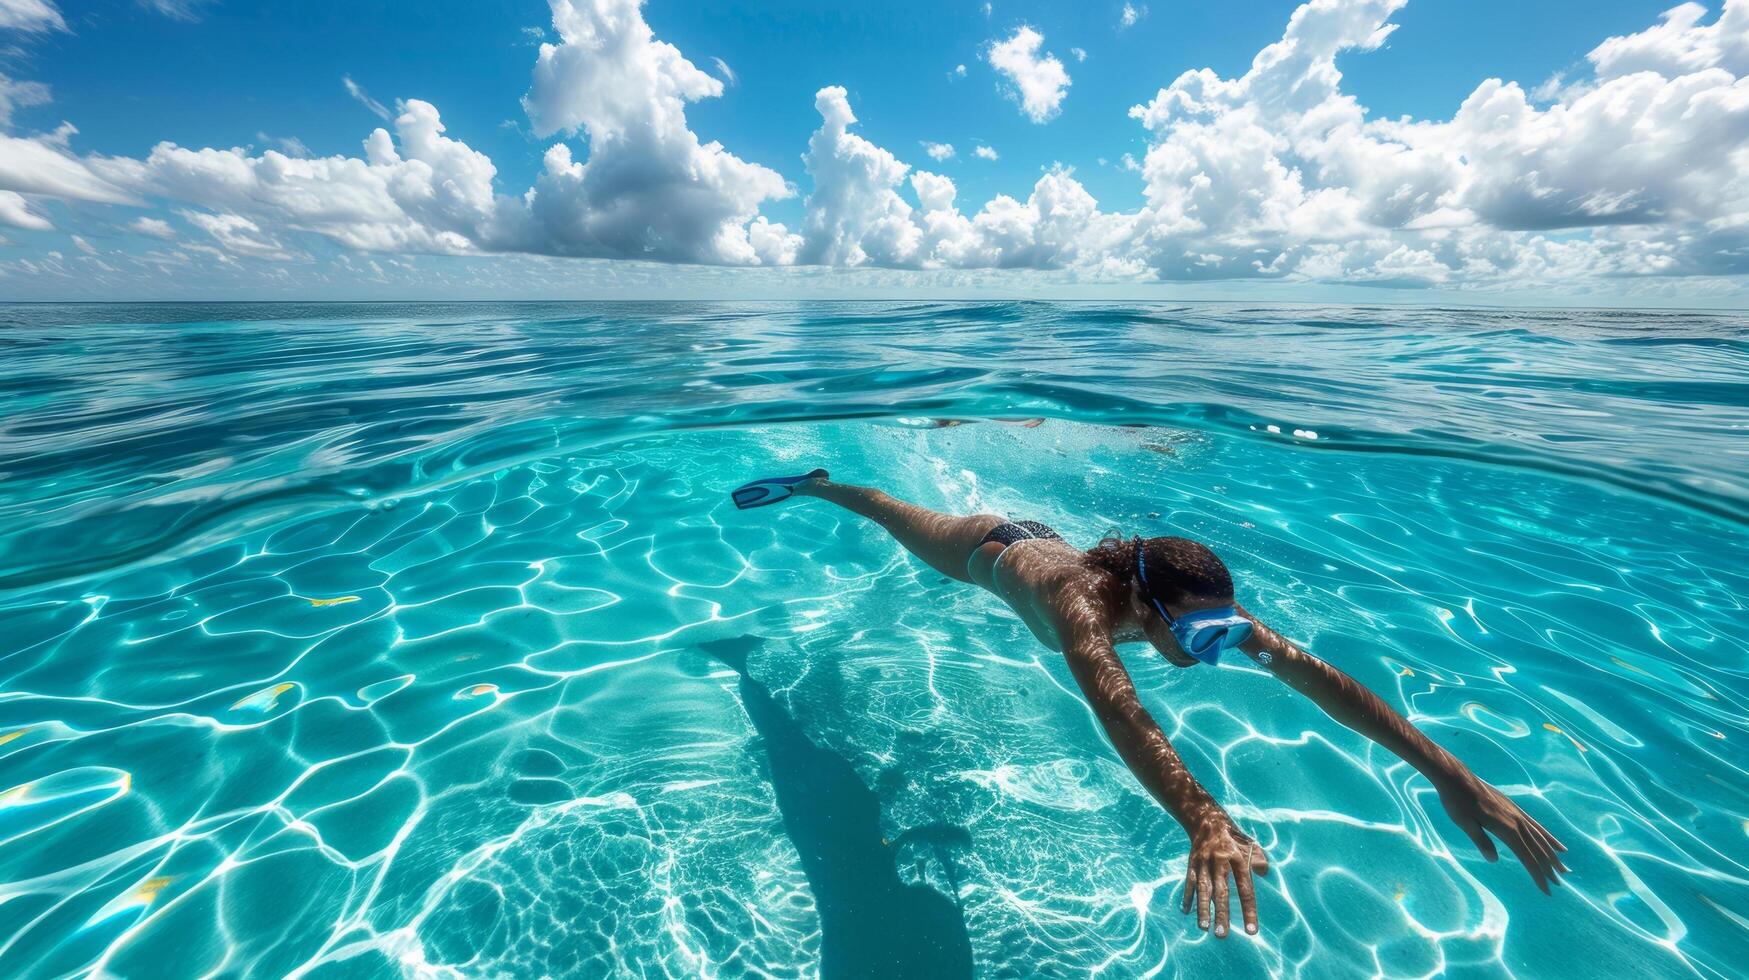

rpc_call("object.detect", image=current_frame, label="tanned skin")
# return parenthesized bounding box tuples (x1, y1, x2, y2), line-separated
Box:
(784, 474, 1567, 938)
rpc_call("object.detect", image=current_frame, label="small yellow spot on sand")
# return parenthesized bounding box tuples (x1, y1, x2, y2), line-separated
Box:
(455, 684, 498, 700)
(308, 595, 361, 608)
(1399, 667, 1414, 677)
(1543, 722, 1588, 753)
(0, 728, 30, 747)
(1394, 885, 1406, 902)
(135, 876, 173, 902)
(232, 682, 295, 712)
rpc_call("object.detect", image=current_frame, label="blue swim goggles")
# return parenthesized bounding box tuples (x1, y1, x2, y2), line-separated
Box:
(1137, 548, 1253, 665)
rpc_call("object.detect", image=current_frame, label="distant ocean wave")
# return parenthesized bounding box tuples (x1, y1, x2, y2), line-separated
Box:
(3, 302, 1746, 594)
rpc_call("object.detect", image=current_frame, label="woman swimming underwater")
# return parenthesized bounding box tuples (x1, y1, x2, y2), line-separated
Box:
(733, 468, 1568, 938)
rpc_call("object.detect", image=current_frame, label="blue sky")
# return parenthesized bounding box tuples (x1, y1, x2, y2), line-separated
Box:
(3, 0, 1747, 305)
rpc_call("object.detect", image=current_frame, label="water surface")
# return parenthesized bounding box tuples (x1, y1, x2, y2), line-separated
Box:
(1, 302, 1746, 977)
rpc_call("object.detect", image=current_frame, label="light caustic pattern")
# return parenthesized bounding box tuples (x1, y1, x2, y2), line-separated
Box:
(2, 418, 1746, 977)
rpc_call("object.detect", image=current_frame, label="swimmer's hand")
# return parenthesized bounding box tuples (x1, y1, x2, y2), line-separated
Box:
(1181, 816, 1269, 938)
(1436, 771, 1568, 893)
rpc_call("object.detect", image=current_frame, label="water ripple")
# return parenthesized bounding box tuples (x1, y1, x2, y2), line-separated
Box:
(0, 305, 1746, 977)
(3, 302, 1746, 592)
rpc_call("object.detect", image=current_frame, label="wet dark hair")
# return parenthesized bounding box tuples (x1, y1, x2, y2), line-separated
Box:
(1084, 534, 1234, 607)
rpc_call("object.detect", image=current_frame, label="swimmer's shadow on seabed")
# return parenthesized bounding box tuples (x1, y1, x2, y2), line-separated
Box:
(700, 634, 975, 980)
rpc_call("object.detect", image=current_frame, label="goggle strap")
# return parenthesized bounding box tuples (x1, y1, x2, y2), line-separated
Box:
(1135, 545, 1179, 628)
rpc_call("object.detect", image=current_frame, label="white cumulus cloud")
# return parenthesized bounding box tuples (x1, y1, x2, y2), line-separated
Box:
(0, 0, 64, 32)
(517, 0, 792, 263)
(182, 210, 295, 260)
(130, 215, 176, 239)
(789, 0, 1749, 289)
(0, 123, 139, 211)
(0, 189, 50, 229)
(0, 72, 50, 128)
(0, 0, 795, 267)
(1587, 1, 1749, 78)
(988, 26, 1071, 123)
(799, 86, 923, 266)
(798, 86, 1131, 271)
(4, 0, 1749, 299)
(132, 99, 498, 255)
(1118, 0, 1749, 282)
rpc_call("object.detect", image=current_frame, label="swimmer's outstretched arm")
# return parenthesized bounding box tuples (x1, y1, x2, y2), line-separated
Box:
(1234, 609, 1569, 893)
(1064, 631, 1269, 938)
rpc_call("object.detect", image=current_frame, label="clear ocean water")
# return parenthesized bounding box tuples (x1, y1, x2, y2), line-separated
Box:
(1, 301, 1746, 979)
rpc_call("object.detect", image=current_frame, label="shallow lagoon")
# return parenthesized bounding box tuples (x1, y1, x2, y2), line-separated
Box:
(1, 303, 1745, 977)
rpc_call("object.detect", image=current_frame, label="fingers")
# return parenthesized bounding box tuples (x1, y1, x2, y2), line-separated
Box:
(1183, 842, 1270, 939)
(1544, 826, 1569, 860)
(1462, 818, 1499, 862)
(1531, 817, 1566, 852)
(1196, 865, 1213, 931)
(1483, 805, 1572, 893)
(1214, 865, 1232, 938)
(1527, 823, 1570, 883)
(1468, 799, 1572, 894)
(1232, 856, 1259, 935)
(1500, 826, 1550, 894)
(1523, 833, 1557, 889)
(1529, 821, 1570, 874)
(1509, 802, 1569, 879)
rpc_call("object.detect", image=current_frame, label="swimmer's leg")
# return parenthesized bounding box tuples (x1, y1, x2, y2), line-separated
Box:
(793, 476, 1002, 584)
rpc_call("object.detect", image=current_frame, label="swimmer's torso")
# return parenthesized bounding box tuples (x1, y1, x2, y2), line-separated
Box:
(968, 534, 1201, 668)
(969, 537, 1112, 653)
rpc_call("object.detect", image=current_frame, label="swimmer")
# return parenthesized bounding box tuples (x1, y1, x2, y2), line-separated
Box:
(732, 469, 1568, 938)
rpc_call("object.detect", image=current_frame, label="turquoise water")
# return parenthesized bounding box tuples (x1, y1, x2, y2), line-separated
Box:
(1, 302, 1746, 978)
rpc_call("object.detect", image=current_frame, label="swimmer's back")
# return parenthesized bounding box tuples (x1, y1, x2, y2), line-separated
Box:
(967, 531, 1109, 652)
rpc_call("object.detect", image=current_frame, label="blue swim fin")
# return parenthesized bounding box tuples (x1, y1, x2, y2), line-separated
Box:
(732, 468, 828, 509)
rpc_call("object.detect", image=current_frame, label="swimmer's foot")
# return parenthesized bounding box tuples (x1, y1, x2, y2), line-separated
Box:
(731, 468, 829, 509)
